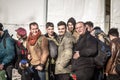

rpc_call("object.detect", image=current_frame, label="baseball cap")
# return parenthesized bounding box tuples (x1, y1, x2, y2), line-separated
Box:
(15, 27, 27, 37)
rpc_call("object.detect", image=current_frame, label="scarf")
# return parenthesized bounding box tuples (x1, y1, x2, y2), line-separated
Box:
(27, 30, 41, 46)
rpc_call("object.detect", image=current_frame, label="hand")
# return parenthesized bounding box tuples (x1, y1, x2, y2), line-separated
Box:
(19, 63, 29, 69)
(0, 64, 4, 70)
(27, 54, 32, 60)
(105, 73, 108, 76)
(73, 51, 80, 59)
(35, 65, 43, 71)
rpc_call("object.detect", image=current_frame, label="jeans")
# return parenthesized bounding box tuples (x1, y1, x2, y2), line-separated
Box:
(38, 70, 46, 80)
(32, 67, 46, 80)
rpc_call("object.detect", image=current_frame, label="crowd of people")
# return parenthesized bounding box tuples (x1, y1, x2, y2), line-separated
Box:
(0, 17, 120, 80)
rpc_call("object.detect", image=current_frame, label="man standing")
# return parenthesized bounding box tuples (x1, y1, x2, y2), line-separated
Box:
(45, 22, 58, 80)
(105, 28, 120, 80)
(0, 23, 15, 80)
(55, 21, 74, 80)
(27, 22, 49, 80)
(72, 22, 98, 80)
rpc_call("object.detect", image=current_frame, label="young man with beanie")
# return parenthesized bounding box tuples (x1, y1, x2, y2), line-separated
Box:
(67, 17, 76, 34)
(0, 23, 15, 80)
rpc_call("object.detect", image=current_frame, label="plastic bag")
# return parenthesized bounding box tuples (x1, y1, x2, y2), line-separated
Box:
(0, 70, 6, 80)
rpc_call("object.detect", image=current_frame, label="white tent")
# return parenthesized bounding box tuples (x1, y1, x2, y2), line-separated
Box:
(111, 0, 120, 34)
(0, 0, 119, 38)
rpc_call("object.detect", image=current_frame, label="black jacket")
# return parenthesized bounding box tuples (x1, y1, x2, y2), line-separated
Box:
(72, 31, 98, 71)
(44, 32, 58, 58)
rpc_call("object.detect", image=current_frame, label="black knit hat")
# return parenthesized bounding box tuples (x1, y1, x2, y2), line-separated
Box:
(0, 23, 3, 31)
(67, 17, 76, 31)
(67, 17, 76, 27)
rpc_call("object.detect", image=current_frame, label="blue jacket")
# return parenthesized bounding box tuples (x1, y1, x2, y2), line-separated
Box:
(0, 30, 15, 65)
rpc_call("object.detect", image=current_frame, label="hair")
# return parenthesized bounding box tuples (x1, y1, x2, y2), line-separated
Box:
(108, 28, 119, 37)
(29, 22, 39, 29)
(93, 26, 103, 37)
(57, 21, 67, 29)
(94, 26, 101, 30)
(85, 21, 94, 28)
(0, 23, 3, 31)
(76, 21, 85, 27)
(67, 17, 76, 30)
(46, 22, 54, 28)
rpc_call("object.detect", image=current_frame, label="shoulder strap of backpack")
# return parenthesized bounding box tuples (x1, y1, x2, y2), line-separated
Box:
(3, 33, 9, 49)
(3, 37, 6, 49)
(3, 34, 14, 49)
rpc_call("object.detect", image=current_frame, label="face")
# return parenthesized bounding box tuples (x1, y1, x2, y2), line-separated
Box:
(75, 23, 86, 35)
(68, 22, 74, 32)
(16, 33, 21, 40)
(86, 25, 93, 32)
(109, 35, 114, 41)
(46, 26, 54, 36)
(30, 25, 39, 36)
(90, 30, 95, 37)
(58, 25, 66, 36)
(0, 30, 3, 37)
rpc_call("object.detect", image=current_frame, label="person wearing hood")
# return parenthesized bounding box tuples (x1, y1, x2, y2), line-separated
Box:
(67, 17, 76, 34)
(0, 23, 15, 80)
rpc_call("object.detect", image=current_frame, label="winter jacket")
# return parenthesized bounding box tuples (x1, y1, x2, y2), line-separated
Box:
(14, 41, 28, 69)
(0, 30, 15, 65)
(72, 31, 80, 41)
(72, 31, 98, 71)
(55, 32, 75, 74)
(105, 38, 120, 75)
(27, 35, 49, 66)
(45, 32, 58, 58)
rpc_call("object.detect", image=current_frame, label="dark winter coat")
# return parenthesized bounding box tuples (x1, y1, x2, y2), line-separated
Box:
(0, 30, 15, 65)
(45, 32, 58, 58)
(72, 31, 98, 71)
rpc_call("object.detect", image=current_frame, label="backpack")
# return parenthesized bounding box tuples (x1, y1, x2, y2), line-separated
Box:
(94, 39, 111, 67)
(47, 38, 58, 58)
(14, 41, 29, 69)
(3, 35, 28, 68)
(3, 34, 15, 49)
